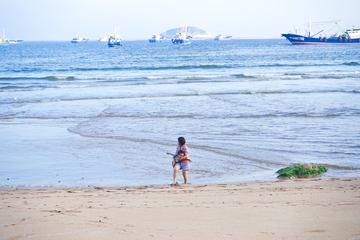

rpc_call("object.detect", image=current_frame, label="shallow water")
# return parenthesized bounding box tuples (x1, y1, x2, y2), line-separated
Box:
(1, 39, 360, 188)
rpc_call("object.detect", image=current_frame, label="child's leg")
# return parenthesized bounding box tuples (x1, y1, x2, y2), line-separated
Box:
(172, 160, 176, 167)
(173, 165, 180, 184)
(182, 170, 188, 184)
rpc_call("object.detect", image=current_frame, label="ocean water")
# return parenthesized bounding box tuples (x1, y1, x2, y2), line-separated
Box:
(1, 39, 360, 188)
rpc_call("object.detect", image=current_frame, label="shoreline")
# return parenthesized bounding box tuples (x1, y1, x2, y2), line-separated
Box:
(1, 177, 359, 240)
(1, 172, 358, 190)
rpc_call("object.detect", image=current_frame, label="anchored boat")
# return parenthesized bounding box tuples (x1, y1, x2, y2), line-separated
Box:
(171, 26, 191, 44)
(71, 36, 89, 43)
(9, 40, 23, 44)
(108, 23, 122, 47)
(0, 29, 10, 46)
(281, 19, 360, 45)
(149, 33, 167, 43)
(214, 33, 225, 41)
(214, 32, 232, 41)
(98, 36, 108, 42)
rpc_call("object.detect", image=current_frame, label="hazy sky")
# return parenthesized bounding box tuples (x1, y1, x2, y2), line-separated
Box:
(1, 0, 359, 41)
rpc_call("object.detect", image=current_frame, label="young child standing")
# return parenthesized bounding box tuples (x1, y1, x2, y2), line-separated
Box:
(166, 137, 192, 185)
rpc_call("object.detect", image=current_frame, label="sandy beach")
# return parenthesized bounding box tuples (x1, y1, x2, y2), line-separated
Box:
(1, 177, 359, 240)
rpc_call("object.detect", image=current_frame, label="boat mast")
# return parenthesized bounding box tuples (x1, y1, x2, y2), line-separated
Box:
(308, 17, 311, 37)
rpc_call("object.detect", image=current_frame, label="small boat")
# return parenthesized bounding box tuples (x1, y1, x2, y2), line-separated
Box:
(214, 33, 225, 41)
(98, 36, 108, 42)
(0, 29, 10, 46)
(71, 36, 89, 43)
(149, 34, 167, 43)
(9, 39, 23, 44)
(225, 35, 232, 40)
(171, 26, 191, 44)
(282, 19, 360, 45)
(149, 34, 161, 43)
(0, 41, 9, 46)
(108, 23, 122, 47)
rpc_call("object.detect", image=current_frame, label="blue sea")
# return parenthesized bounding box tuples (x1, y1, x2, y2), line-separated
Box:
(1, 39, 360, 188)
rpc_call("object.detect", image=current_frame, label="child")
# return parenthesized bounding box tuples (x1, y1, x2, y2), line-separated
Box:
(167, 150, 192, 167)
(167, 151, 180, 167)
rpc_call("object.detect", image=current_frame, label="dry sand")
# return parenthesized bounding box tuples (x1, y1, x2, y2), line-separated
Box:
(1, 177, 360, 240)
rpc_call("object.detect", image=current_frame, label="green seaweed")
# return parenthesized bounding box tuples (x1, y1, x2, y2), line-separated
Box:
(276, 164, 328, 178)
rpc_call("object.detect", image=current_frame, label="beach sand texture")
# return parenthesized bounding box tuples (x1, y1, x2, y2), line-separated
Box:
(1, 178, 359, 240)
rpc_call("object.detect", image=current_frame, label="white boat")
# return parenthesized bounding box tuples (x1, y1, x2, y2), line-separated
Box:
(98, 36, 108, 42)
(71, 36, 89, 43)
(214, 33, 225, 41)
(0, 29, 10, 46)
(9, 39, 23, 44)
(160, 35, 168, 41)
(149, 32, 167, 43)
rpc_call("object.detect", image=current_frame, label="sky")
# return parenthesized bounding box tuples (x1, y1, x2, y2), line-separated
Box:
(0, 0, 359, 41)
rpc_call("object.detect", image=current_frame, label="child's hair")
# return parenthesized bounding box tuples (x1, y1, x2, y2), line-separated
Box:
(178, 150, 185, 155)
(178, 137, 186, 146)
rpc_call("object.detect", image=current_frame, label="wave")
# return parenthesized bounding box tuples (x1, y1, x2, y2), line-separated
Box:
(86, 64, 235, 71)
(257, 62, 358, 68)
(343, 62, 360, 66)
(4, 61, 358, 73)
(289, 113, 341, 118)
(0, 76, 76, 81)
(2, 110, 353, 120)
(208, 89, 360, 96)
(232, 74, 256, 79)
(0, 71, 359, 93)
(2, 88, 360, 105)
(96, 113, 340, 119)
(2, 64, 236, 73)
(158, 64, 234, 70)
(1, 71, 358, 82)
(45, 76, 76, 81)
(0, 87, 44, 92)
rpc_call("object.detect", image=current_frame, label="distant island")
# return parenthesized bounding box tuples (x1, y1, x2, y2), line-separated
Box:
(162, 26, 214, 40)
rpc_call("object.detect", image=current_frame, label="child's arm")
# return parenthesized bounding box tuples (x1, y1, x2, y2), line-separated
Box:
(166, 152, 174, 156)
(180, 158, 193, 162)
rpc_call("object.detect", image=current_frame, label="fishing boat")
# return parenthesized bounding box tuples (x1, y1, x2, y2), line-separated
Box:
(171, 26, 191, 44)
(9, 40, 23, 44)
(172, 32, 190, 44)
(71, 36, 89, 43)
(160, 35, 167, 41)
(225, 35, 232, 40)
(214, 33, 225, 41)
(108, 23, 122, 47)
(149, 34, 160, 43)
(281, 19, 360, 45)
(0, 29, 10, 46)
(98, 36, 108, 42)
(149, 33, 167, 43)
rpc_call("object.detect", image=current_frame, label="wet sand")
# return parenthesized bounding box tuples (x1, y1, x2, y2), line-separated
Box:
(1, 177, 359, 240)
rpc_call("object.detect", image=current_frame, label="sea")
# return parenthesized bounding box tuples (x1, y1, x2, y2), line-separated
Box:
(1, 39, 360, 188)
